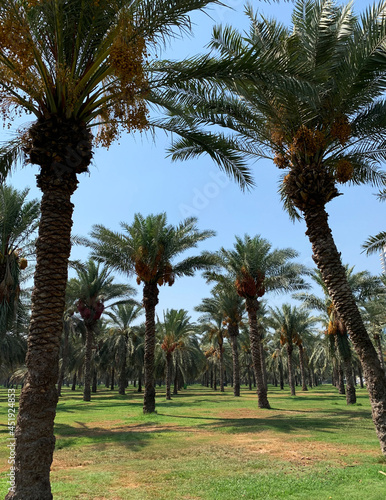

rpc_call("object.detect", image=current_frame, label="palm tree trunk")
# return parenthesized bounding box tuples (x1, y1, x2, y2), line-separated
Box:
(298, 344, 308, 391)
(143, 282, 159, 413)
(279, 360, 284, 390)
(83, 324, 93, 401)
(119, 338, 127, 396)
(6, 174, 77, 499)
(260, 338, 268, 391)
(174, 362, 179, 395)
(337, 363, 346, 395)
(92, 368, 97, 393)
(343, 358, 356, 404)
(166, 352, 172, 400)
(110, 366, 115, 391)
(71, 372, 76, 391)
(246, 297, 270, 408)
(57, 322, 69, 397)
(219, 340, 224, 392)
(358, 363, 364, 389)
(229, 326, 240, 397)
(374, 335, 385, 372)
(304, 205, 386, 454)
(287, 343, 296, 396)
(137, 372, 142, 393)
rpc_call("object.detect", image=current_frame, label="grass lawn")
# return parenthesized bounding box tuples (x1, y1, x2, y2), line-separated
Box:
(1, 384, 386, 499)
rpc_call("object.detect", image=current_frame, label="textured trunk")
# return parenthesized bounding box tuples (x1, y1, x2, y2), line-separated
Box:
(173, 362, 178, 395)
(343, 357, 356, 404)
(83, 324, 94, 401)
(118, 336, 127, 396)
(137, 372, 142, 393)
(279, 360, 284, 390)
(375, 335, 385, 371)
(337, 363, 346, 394)
(358, 363, 364, 389)
(304, 205, 386, 454)
(166, 352, 172, 400)
(246, 297, 270, 408)
(229, 325, 240, 397)
(260, 337, 268, 391)
(298, 344, 308, 391)
(143, 282, 159, 413)
(286, 343, 295, 396)
(219, 339, 224, 392)
(110, 366, 115, 391)
(71, 372, 76, 391)
(91, 368, 97, 393)
(213, 365, 217, 391)
(57, 321, 69, 397)
(6, 173, 77, 499)
(248, 368, 252, 391)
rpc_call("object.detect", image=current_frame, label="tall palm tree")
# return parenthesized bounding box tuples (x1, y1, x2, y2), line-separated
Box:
(66, 259, 133, 401)
(105, 303, 143, 395)
(0, 1, 231, 496)
(88, 213, 216, 413)
(268, 304, 317, 395)
(215, 234, 308, 408)
(156, 0, 386, 454)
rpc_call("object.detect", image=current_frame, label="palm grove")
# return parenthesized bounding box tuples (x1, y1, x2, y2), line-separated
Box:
(1, 0, 386, 498)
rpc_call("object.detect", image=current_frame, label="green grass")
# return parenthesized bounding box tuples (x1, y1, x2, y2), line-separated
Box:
(1, 385, 386, 499)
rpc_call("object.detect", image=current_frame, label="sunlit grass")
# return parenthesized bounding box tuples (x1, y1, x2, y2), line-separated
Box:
(1, 384, 385, 499)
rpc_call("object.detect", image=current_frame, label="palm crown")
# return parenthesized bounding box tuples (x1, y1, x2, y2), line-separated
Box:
(89, 213, 216, 286)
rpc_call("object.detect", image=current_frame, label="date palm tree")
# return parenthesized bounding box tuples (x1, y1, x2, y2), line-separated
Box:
(214, 234, 308, 408)
(0, 1, 230, 496)
(296, 267, 382, 403)
(197, 282, 245, 396)
(105, 303, 143, 395)
(66, 259, 133, 401)
(0, 185, 39, 336)
(156, 0, 386, 454)
(88, 213, 216, 413)
(268, 304, 317, 395)
(157, 308, 197, 400)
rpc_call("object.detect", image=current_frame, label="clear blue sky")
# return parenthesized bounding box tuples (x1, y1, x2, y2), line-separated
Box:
(5, 0, 384, 322)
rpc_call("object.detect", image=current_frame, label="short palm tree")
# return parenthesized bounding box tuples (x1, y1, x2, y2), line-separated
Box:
(156, 0, 386, 454)
(0, 185, 39, 335)
(216, 234, 308, 408)
(88, 213, 216, 413)
(197, 281, 245, 396)
(157, 308, 197, 400)
(296, 267, 382, 404)
(66, 259, 133, 401)
(105, 303, 143, 395)
(268, 304, 317, 395)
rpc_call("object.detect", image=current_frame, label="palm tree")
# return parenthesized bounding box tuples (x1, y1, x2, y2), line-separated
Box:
(88, 213, 215, 413)
(0, 185, 39, 336)
(296, 267, 382, 403)
(268, 304, 317, 395)
(157, 0, 386, 454)
(157, 309, 198, 399)
(196, 298, 226, 392)
(0, 1, 231, 496)
(215, 234, 308, 408)
(105, 303, 143, 395)
(66, 259, 133, 401)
